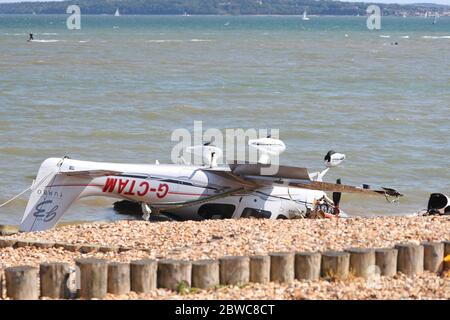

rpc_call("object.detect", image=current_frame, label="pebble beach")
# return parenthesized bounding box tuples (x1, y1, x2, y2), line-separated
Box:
(0, 216, 449, 300)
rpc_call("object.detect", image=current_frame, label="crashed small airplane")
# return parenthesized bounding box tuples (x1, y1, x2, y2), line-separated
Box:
(19, 138, 403, 232)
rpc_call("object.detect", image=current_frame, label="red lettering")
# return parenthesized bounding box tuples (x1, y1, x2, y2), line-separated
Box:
(124, 180, 136, 196)
(137, 181, 150, 196)
(102, 178, 117, 193)
(118, 179, 129, 194)
(156, 183, 169, 198)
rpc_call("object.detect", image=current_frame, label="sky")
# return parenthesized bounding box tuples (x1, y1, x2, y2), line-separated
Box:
(0, 0, 449, 5)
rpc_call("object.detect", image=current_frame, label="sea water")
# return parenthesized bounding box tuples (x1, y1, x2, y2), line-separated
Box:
(0, 15, 449, 224)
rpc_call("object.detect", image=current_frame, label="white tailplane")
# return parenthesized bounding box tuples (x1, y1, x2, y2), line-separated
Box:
(20, 158, 87, 232)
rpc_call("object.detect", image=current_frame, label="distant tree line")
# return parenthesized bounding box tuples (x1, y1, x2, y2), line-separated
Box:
(0, 0, 448, 16)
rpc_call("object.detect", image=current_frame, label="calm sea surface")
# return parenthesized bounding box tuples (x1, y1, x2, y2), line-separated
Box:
(0, 15, 449, 224)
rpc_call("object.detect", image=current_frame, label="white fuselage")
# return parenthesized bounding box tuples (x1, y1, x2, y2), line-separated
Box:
(24, 158, 337, 228)
(73, 159, 328, 220)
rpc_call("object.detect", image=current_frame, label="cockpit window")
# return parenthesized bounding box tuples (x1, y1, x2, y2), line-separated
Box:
(241, 208, 272, 219)
(198, 204, 236, 219)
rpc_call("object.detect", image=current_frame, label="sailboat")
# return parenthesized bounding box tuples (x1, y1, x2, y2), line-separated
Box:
(424, 12, 428, 19)
(302, 10, 310, 21)
(433, 13, 439, 24)
(114, 8, 120, 17)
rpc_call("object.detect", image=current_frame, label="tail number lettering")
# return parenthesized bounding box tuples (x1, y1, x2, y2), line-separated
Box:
(33, 200, 59, 222)
(156, 183, 169, 198)
(102, 178, 169, 198)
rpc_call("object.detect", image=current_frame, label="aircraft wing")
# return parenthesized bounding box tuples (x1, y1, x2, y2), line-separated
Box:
(287, 180, 403, 197)
(222, 163, 403, 198)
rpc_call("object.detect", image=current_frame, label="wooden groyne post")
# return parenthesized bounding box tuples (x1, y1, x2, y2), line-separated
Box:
(270, 252, 295, 283)
(422, 242, 444, 273)
(295, 252, 321, 281)
(5, 266, 38, 300)
(345, 248, 376, 279)
(374, 248, 398, 276)
(157, 260, 192, 291)
(321, 251, 350, 279)
(191, 260, 220, 289)
(39, 262, 71, 299)
(395, 243, 424, 275)
(130, 259, 157, 293)
(249, 255, 270, 284)
(219, 256, 249, 286)
(76, 258, 108, 299)
(107, 262, 130, 295)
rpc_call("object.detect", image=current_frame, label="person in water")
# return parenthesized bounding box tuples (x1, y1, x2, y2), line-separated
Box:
(28, 33, 34, 41)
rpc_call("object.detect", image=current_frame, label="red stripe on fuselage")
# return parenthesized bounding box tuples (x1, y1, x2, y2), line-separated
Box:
(46, 184, 103, 188)
(167, 192, 209, 197)
(45, 182, 210, 198)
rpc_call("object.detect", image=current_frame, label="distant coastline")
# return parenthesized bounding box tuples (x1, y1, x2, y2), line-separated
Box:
(1, 0, 450, 16)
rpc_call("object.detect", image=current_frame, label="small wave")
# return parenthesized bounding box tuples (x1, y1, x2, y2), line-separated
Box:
(30, 39, 61, 43)
(30, 60, 50, 65)
(422, 35, 450, 39)
(113, 26, 119, 29)
(39, 33, 58, 35)
(379, 35, 391, 38)
(146, 39, 211, 43)
(79, 40, 89, 43)
(147, 39, 183, 43)
(401, 36, 409, 39)
(4, 33, 26, 36)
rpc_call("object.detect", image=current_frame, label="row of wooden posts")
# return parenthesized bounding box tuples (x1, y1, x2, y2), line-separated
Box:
(0, 240, 449, 300)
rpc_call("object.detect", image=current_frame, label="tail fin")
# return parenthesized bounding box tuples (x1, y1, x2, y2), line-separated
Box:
(19, 158, 85, 232)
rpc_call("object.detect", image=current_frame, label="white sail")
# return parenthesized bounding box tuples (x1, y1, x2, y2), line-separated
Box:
(114, 9, 120, 16)
(302, 10, 310, 20)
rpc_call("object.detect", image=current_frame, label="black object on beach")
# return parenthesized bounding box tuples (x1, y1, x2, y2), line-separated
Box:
(113, 200, 176, 221)
(427, 193, 450, 215)
(28, 33, 34, 41)
(333, 179, 342, 215)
